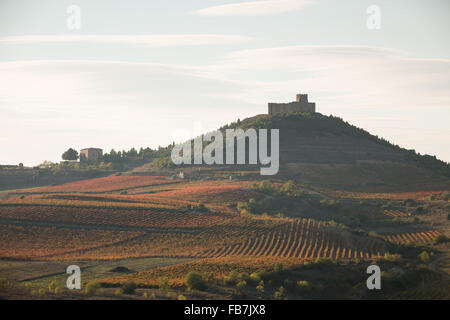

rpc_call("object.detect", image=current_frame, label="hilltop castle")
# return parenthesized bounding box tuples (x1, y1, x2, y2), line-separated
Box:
(268, 94, 316, 115)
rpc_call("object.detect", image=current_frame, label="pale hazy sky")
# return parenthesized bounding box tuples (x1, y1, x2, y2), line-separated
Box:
(0, 0, 449, 166)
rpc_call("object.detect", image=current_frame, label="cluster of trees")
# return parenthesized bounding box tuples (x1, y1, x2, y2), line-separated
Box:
(102, 145, 174, 163)
(60, 144, 175, 170)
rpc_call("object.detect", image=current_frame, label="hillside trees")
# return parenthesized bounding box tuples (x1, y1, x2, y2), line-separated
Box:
(62, 148, 79, 161)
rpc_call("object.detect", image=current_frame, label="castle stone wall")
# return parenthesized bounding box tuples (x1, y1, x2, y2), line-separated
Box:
(268, 94, 316, 115)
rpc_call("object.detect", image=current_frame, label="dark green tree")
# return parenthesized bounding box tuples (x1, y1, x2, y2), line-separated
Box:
(62, 148, 79, 161)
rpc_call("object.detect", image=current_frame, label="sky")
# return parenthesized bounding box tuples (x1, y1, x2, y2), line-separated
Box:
(0, 0, 449, 166)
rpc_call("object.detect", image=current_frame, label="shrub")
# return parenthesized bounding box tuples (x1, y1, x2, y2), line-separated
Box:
(225, 271, 240, 285)
(274, 286, 285, 300)
(296, 280, 310, 290)
(315, 257, 335, 266)
(255, 270, 272, 281)
(383, 253, 402, 262)
(203, 272, 215, 284)
(196, 202, 209, 212)
(38, 288, 46, 296)
(319, 198, 340, 209)
(185, 272, 207, 291)
(121, 281, 137, 294)
(120, 191, 128, 195)
(115, 288, 122, 296)
(256, 280, 264, 295)
(237, 201, 248, 212)
(142, 291, 155, 299)
(48, 281, 57, 292)
(418, 251, 430, 263)
(434, 234, 450, 244)
(249, 272, 261, 283)
(368, 231, 378, 237)
(178, 294, 187, 300)
(85, 282, 100, 295)
(403, 199, 416, 207)
(257, 180, 275, 194)
(24, 282, 32, 292)
(236, 280, 247, 295)
(54, 287, 61, 295)
(239, 272, 251, 283)
(0, 278, 10, 289)
(158, 277, 170, 291)
(274, 262, 283, 273)
(279, 181, 294, 194)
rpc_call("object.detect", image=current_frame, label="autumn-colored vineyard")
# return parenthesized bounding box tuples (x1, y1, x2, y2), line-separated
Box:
(3, 175, 443, 265)
(382, 231, 441, 245)
(318, 189, 449, 201)
(0, 205, 228, 229)
(13, 176, 177, 193)
(383, 210, 410, 218)
(146, 185, 263, 205)
(203, 219, 385, 260)
(99, 256, 304, 287)
(0, 225, 143, 260)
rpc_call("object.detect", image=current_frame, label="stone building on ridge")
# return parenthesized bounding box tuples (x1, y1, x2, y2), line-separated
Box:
(80, 148, 103, 163)
(268, 93, 316, 115)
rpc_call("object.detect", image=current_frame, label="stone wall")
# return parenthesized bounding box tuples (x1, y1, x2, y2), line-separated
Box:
(268, 94, 316, 115)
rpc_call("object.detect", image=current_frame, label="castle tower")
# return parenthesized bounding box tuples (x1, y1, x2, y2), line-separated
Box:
(296, 94, 308, 102)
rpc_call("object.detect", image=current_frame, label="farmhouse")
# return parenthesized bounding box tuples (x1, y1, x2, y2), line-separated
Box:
(268, 93, 316, 115)
(80, 148, 103, 163)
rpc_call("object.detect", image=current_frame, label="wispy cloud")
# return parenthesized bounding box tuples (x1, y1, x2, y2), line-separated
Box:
(0, 34, 251, 46)
(195, 0, 314, 16)
(198, 45, 450, 109)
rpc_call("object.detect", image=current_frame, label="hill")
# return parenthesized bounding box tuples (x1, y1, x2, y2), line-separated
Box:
(180, 112, 449, 192)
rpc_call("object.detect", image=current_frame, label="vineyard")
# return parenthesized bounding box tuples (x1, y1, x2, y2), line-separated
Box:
(1, 174, 448, 300)
(0, 205, 229, 229)
(12, 176, 178, 194)
(203, 219, 385, 260)
(0, 225, 144, 260)
(382, 231, 441, 245)
(99, 256, 303, 287)
(317, 189, 448, 201)
(383, 210, 410, 218)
